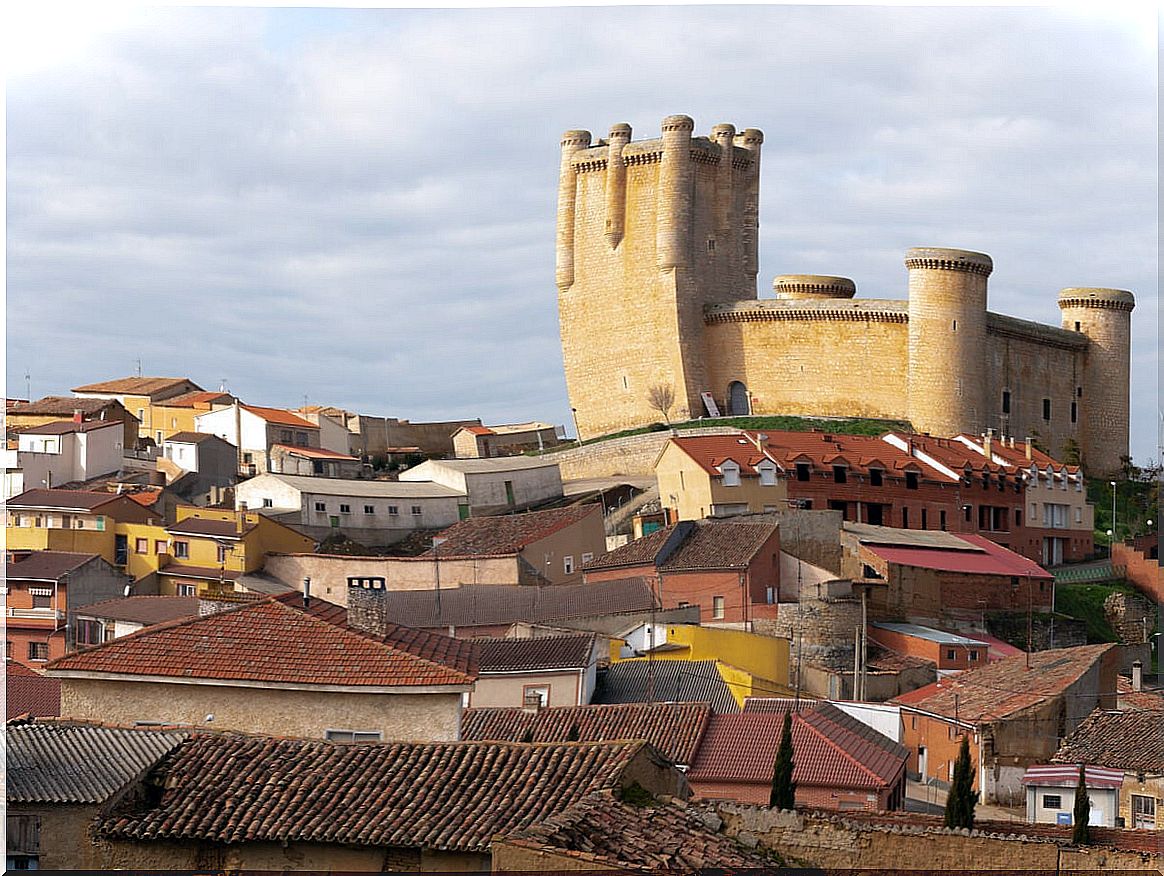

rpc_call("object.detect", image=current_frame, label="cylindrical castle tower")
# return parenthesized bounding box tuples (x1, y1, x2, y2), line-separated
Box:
(1057, 287, 1135, 476)
(737, 128, 763, 289)
(773, 275, 857, 300)
(905, 247, 993, 437)
(604, 123, 631, 248)
(556, 129, 592, 290)
(656, 114, 695, 271)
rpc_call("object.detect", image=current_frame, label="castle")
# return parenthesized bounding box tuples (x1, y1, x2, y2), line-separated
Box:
(556, 114, 1134, 476)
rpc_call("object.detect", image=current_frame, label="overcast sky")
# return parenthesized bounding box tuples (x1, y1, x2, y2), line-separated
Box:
(6, 5, 1158, 462)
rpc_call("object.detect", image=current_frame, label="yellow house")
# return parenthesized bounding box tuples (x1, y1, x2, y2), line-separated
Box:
(610, 623, 791, 708)
(6, 489, 160, 565)
(120, 506, 316, 596)
(72, 376, 206, 444)
(149, 391, 235, 443)
(655, 433, 787, 521)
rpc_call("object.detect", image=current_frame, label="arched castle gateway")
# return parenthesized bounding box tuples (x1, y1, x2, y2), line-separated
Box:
(556, 115, 1134, 476)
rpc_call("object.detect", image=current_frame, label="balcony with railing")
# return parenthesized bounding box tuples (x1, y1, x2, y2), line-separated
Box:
(7, 607, 64, 623)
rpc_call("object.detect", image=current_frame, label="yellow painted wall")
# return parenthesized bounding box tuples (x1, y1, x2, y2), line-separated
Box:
(655, 441, 786, 521)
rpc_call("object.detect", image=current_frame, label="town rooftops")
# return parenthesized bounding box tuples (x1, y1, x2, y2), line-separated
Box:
(155, 390, 233, 408)
(594, 660, 739, 713)
(19, 420, 122, 436)
(764, 430, 927, 477)
(462, 701, 713, 765)
(75, 596, 201, 626)
(954, 433, 1081, 475)
(1022, 764, 1124, 788)
(7, 720, 188, 803)
(478, 634, 596, 673)
(164, 431, 222, 444)
(8, 489, 131, 513)
(424, 505, 599, 558)
(861, 532, 1053, 579)
(894, 643, 1117, 724)
(1051, 708, 1164, 774)
(410, 456, 560, 474)
(688, 702, 907, 791)
(871, 622, 989, 648)
(240, 404, 317, 428)
(251, 473, 464, 499)
(166, 516, 257, 539)
(661, 433, 781, 476)
(6, 551, 103, 581)
(6, 662, 61, 721)
(94, 733, 653, 853)
(585, 519, 777, 573)
(845, 522, 979, 551)
(8, 396, 127, 416)
(270, 443, 359, 460)
(73, 376, 200, 397)
(47, 597, 476, 689)
(358, 578, 659, 630)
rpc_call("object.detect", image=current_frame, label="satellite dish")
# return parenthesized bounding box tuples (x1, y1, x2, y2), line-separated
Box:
(123, 584, 132, 597)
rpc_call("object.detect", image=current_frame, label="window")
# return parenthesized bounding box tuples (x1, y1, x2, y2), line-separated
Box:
(523, 685, 551, 707)
(707, 238, 716, 253)
(364, 505, 375, 515)
(27, 642, 49, 662)
(796, 462, 811, 482)
(295, 431, 308, 445)
(946, 649, 956, 661)
(339, 504, 351, 514)
(32, 593, 51, 609)
(388, 505, 399, 516)
(721, 461, 740, 487)
(581, 552, 594, 564)
(939, 510, 947, 531)
(964, 505, 972, 523)
(314, 501, 326, 512)
(902, 507, 910, 528)
(135, 538, 149, 554)
(5, 641, 11, 658)
(1042, 398, 1052, 421)
(1042, 795, 1062, 810)
(563, 556, 575, 575)
(758, 463, 777, 486)
(155, 539, 168, 555)
(1071, 402, 1077, 424)
(325, 729, 383, 744)
(281, 430, 292, 442)
(712, 596, 725, 619)
(176, 583, 197, 597)
(905, 471, 919, 490)
(138, 408, 145, 420)
(969, 650, 979, 661)
(1074, 507, 1082, 524)
(76, 619, 104, 646)
(411, 505, 422, 516)
(75, 518, 84, 529)
(1016, 509, 1023, 526)
(172, 540, 189, 559)
(833, 465, 847, 484)
(869, 468, 883, 487)
(216, 545, 228, 563)
(920, 508, 928, 530)
(1002, 390, 1011, 414)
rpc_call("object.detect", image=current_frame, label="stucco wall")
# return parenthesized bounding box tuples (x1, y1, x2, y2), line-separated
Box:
(469, 670, 584, 709)
(58, 677, 464, 741)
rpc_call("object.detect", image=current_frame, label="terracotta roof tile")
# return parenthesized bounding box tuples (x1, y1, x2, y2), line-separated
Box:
(6, 661, 62, 720)
(667, 432, 783, 476)
(75, 596, 201, 626)
(479, 634, 596, 672)
(8, 489, 125, 512)
(462, 701, 712, 765)
(8, 396, 127, 416)
(1051, 708, 1164, 773)
(166, 516, 255, 539)
(47, 598, 475, 688)
(425, 506, 600, 558)
(585, 519, 777, 573)
(72, 377, 199, 396)
(95, 734, 650, 852)
(241, 404, 317, 428)
(155, 391, 232, 408)
(19, 420, 121, 435)
(164, 431, 221, 443)
(270, 443, 358, 460)
(6, 551, 101, 581)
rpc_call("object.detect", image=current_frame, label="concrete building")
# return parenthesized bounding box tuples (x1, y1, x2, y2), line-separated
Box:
(13, 420, 123, 494)
(655, 432, 785, 520)
(159, 432, 237, 500)
(269, 443, 364, 479)
(72, 376, 204, 445)
(1022, 764, 1122, 828)
(7, 396, 140, 451)
(868, 622, 990, 673)
(469, 634, 600, 708)
(452, 422, 562, 459)
(6, 489, 160, 565)
(557, 115, 1134, 476)
(400, 457, 564, 515)
(195, 403, 320, 475)
(234, 473, 465, 546)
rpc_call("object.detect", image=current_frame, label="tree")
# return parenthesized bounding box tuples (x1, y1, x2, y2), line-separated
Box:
(944, 735, 978, 830)
(646, 383, 676, 425)
(1060, 437, 1082, 467)
(1072, 765, 1091, 845)
(769, 711, 796, 810)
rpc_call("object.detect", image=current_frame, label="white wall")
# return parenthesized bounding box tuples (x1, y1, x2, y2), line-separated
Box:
(196, 407, 269, 457)
(164, 441, 201, 473)
(828, 700, 903, 744)
(400, 461, 563, 512)
(235, 475, 304, 514)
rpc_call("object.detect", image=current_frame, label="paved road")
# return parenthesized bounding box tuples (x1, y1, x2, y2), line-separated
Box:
(905, 779, 1025, 822)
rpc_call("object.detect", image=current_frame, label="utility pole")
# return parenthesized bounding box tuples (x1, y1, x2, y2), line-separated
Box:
(1026, 571, 1033, 666)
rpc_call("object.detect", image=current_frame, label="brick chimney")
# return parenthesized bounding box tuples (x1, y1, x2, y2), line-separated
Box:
(73, 409, 83, 424)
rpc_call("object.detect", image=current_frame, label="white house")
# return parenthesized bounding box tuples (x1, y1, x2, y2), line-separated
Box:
(195, 404, 321, 475)
(1022, 764, 1122, 828)
(399, 457, 563, 515)
(13, 421, 123, 493)
(234, 473, 466, 546)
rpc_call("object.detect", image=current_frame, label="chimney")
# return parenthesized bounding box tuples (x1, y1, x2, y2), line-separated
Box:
(1024, 438, 1033, 461)
(983, 429, 993, 459)
(73, 409, 83, 424)
(302, 577, 312, 608)
(1132, 660, 1143, 693)
(522, 691, 542, 714)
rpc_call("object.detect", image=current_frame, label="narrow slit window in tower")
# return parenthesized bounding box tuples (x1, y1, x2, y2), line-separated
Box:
(1042, 398, 1052, 421)
(1002, 390, 1011, 414)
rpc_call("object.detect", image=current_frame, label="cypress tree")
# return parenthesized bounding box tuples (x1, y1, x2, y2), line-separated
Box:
(566, 723, 580, 742)
(769, 711, 796, 810)
(944, 734, 979, 830)
(1072, 765, 1091, 845)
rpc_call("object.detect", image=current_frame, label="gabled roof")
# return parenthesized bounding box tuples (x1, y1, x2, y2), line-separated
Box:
(73, 377, 199, 397)
(462, 701, 712, 765)
(358, 578, 659, 630)
(688, 703, 907, 791)
(478, 634, 595, 673)
(1051, 708, 1164, 773)
(154, 390, 233, 408)
(75, 596, 201, 626)
(166, 516, 256, 539)
(662, 433, 781, 476)
(164, 431, 223, 444)
(424, 506, 599, 558)
(954, 433, 1080, 474)
(240, 404, 317, 428)
(6, 551, 102, 581)
(8, 489, 126, 512)
(762, 430, 941, 479)
(862, 532, 1052, 579)
(584, 519, 777, 573)
(19, 420, 121, 436)
(1022, 764, 1124, 788)
(7, 720, 187, 803)
(270, 443, 358, 461)
(7, 396, 127, 416)
(6, 661, 61, 721)
(593, 660, 739, 713)
(247, 473, 463, 499)
(47, 598, 476, 689)
(894, 644, 1117, 724)
(501, 789, 773, 871)
(95, 734, 651, 853)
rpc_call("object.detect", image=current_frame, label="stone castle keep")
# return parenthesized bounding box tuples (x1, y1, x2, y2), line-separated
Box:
(556, 114, 1134, 476)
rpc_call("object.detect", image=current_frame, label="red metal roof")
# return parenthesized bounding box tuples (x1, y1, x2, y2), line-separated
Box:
(864, 534, 1052, 579)
(1022, 764, 1123, 788)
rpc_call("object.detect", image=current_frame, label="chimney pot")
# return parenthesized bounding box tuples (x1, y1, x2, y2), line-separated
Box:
(73, 409, 83, 423)
(1132, 660, 1143, 693)
(302, 577, 311, 607)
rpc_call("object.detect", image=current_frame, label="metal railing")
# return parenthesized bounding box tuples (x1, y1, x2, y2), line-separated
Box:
(1051, 562, 1126, 583)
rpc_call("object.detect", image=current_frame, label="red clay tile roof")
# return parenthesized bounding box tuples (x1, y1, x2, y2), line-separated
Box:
(953, 433, 1079, 474)
(126, 490, 162, 507)
(95, 734, 652, 852)
(46, 598, 475, 688)
(270, 443, 357, 460)
(585, 519, 777, 573)
(462, 701, 712, 765)
(155, 391, 232, 408)
(424, 506, 600, 558)
(668, 433, 782, 476)
(164, 431, 221, 443)
(1051, 708, 1164, 773)
(75, 596, 201, 626)
(764, 430, 933, 478)
(893, 643, 1117, 724)
(274, 590, 478, 678)
(241, 404, 317, 428)
(500, 789, 774, 871)
(6, 551, 101, 581)
(688, 703, 907, 791)
(6, 661, 62, 720)
(865, 534, 1053, 579)
(1116, 676, 1164, 710)
(8, 396, 128, 417)
(72, 377, 199, 396)
(19, 420, 121, 436)
(166, 516, 255, 539)
(8, 489, 125, 512)
(477, 635, 596, 673)
(462, 425, 495, 436)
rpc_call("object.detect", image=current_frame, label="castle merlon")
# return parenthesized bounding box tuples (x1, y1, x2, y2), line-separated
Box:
(1057, 287, 1136, 313)
(904, 247, 993, 277)
(570, 138, 757, 174)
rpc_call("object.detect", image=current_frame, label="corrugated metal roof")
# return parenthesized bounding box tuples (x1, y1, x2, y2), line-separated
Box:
(7, 721, 187, 803)
(593, 660, 739, 713)
(1022, 764, 1124, 788)
(872, 622, 988, 647)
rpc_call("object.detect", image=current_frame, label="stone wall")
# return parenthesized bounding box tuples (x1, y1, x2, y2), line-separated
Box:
(544, 425, 742, 480)
(1104, 590, 1155, 643)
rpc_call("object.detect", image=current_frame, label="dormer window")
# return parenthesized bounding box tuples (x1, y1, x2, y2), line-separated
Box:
(833, 465, 847, 484)
(757, 461, 777, 487)
(720, 461, 740, 487)
(905, 471, 919, 490)
(795, 462, 811, 482)
(869, 468, 883, 487)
